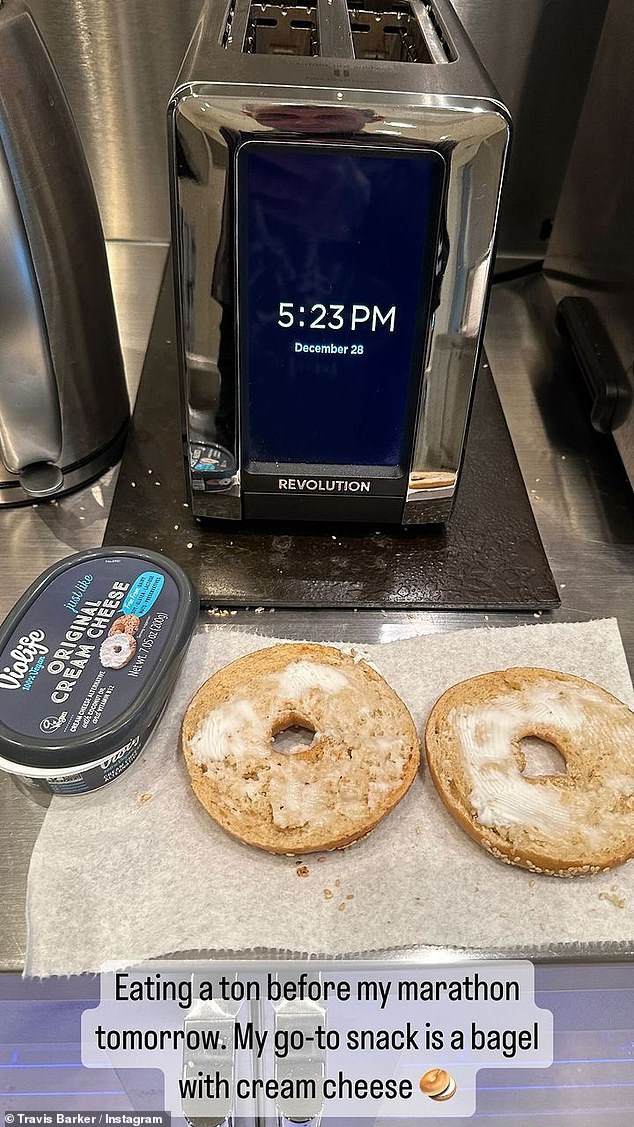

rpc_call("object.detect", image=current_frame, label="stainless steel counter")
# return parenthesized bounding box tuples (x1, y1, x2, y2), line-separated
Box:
(0, 243, 632, 972)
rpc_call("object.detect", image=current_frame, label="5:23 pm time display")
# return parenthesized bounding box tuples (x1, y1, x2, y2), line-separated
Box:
(277, 302, 397, 332)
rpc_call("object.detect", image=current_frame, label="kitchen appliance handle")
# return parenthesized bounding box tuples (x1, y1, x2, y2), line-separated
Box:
(556, 296, 633, 434)
(0, 137, 63, 494)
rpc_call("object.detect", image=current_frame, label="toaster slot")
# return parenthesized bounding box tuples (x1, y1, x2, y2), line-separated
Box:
(244, 2, 319, 55)
(347, 0, 453, 63)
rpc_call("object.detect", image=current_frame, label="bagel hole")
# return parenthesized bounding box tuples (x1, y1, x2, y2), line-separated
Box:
(519, 736, 567, 777)
(272, 723, 316, 755)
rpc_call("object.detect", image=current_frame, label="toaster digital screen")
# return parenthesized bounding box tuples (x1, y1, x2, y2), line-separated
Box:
(237, 141, 444, 472)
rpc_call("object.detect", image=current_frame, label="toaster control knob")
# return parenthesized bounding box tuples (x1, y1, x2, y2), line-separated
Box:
(19, 462, 64, 498)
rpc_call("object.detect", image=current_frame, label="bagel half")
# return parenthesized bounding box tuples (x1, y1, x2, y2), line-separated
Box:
(425, 667, 634, 876)
(182, 643, 420, 854)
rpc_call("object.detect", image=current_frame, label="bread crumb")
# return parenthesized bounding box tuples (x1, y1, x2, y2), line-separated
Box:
(338, 902, 346, 912)
(317, 856, 327, 864)
(335, 878, 341, 887)
(323, 889, 333, 900)
(138, 793, 153, 805)
(296, 865, 310, 878)
(346, 893, 354, 900)
(599, 888, 626, 909)
(529, 879, 536, 887)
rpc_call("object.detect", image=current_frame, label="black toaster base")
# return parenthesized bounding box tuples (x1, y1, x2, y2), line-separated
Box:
(240, 493, 430, 524)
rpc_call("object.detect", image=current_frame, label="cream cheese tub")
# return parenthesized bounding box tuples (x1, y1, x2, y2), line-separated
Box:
(0, 547, 199, 795)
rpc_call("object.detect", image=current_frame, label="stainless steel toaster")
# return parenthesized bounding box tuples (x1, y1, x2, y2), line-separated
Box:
(169, 0, 510, 524)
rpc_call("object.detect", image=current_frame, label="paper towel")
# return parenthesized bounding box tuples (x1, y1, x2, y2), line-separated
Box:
(25, 619, 634, 976)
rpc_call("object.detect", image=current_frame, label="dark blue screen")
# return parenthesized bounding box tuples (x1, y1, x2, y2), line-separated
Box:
(238, 142, 443, 469)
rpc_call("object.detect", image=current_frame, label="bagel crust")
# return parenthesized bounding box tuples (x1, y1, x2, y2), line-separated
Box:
(181, 643, 420, 854)
(425, 668, 634, 877)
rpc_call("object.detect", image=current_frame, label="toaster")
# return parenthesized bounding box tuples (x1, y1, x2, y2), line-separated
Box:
(169, 0, 510, 524)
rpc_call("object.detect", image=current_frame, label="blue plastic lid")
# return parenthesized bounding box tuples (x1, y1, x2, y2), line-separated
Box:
(0, 547, 199, 770)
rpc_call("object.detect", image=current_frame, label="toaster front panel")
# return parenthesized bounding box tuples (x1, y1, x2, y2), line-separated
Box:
(237, 140, 445, 507)
(170, 77, 509, 523)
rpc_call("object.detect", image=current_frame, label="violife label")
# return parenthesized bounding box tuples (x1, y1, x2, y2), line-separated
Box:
(0, 557, 179, 744)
